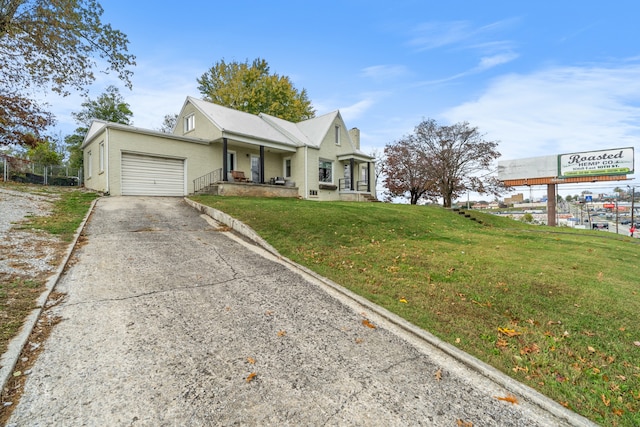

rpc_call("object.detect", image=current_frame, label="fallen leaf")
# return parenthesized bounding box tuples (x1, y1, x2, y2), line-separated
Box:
(498, 327, 521, 337)
(277, 330, 287, 337)
(601, 394, 610, 407)
(247, 357, 256, 364)
(495, 394, 518, 405)
(520, 343, 540, 355)
(612, 408, 624, 416)
(399, 298, 408, 304)
(264, 310, 273, 316)
(246, 372, 257, 383)
(435, 368, 442, 381)
(456, 419, 473, 427)
(633, 341, 640, 347)
(496, 338, 508, 348)
(355, 338, 364, 344)
(455, 337, 461, 344)
(588, 346, 596, 353)
(362, 319, 376, 329)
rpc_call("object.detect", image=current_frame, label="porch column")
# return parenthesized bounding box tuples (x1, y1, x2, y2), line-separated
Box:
(350, 158, 355, 191)
(259, 145, 265, 184)
(367, 161, 371, 193)
(222, 137, 228, 181)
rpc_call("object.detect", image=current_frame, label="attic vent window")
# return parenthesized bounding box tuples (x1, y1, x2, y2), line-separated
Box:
(184, 114, 195, 133)
(335, 125, 340, 145)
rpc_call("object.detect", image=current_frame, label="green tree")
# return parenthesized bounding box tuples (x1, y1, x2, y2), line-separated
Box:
(27, 140, 62, 166)
(0, 0, 136, 147)
(158, 113, 178, 133)
(72, 85, 133, 127)
(65, 85, 133, 169)
(197, 58, 315, 122)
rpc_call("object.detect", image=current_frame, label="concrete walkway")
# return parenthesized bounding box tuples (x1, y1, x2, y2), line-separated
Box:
(7, 197, 594, 426)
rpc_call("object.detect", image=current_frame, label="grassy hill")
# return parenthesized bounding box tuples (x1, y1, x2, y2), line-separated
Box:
(191, 195, 640, 426)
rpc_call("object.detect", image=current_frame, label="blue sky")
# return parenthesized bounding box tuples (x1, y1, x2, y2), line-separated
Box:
(46, 0, 640, 198)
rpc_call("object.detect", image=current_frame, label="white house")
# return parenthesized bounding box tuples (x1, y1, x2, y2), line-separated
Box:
(82, 97, 376, 201)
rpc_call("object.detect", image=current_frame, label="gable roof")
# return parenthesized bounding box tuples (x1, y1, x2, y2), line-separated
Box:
(183, 97, 374, 161)
(186, 97, 297, 147)
(81, 120, 211, 149)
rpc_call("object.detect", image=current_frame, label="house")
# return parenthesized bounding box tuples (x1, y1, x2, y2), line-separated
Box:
(82, 97, 376, 201)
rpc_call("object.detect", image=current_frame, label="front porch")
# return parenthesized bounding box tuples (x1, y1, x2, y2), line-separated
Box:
(193, 169, 299, 198)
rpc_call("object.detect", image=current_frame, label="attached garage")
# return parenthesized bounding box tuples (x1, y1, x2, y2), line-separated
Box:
(121, 153, 185, 196)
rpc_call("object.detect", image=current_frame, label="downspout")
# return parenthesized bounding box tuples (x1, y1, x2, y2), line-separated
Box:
(304, 146, 308, 199)
(222, 137, 228, 181)
(105, 128, 110, 195)
(367, 161, 371, 193)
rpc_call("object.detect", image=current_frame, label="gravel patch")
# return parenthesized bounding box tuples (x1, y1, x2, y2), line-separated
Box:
(0, 187, 62, 281)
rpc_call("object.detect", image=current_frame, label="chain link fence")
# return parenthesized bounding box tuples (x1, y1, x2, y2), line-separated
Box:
(1, 155, 82, 187)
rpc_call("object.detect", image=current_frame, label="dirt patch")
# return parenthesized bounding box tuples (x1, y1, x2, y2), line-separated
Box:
(0, 292, 65, 425)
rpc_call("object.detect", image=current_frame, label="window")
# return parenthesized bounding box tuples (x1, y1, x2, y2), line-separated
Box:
(319, 160, 332, 183)
(184, 114, 195, 133)
(284, 158, 292, 178)
(334, 125, 340, 145)
(99, 142, 104, 173)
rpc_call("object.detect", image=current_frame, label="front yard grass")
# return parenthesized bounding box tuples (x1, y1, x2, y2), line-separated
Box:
(191, 195, 640, 426)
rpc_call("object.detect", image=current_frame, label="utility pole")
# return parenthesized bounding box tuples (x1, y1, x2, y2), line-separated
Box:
(631, 186, 635, 227)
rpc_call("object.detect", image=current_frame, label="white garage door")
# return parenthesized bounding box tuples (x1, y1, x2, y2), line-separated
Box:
(121, 153, 185, 196)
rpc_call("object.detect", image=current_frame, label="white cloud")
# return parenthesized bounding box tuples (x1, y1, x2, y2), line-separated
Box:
(442, 64, 640, 167)
(477, 52, 519, 71)
(361, 65, 408, 81)
(408, 18, 518, 52)
(340, 97, 376, 122)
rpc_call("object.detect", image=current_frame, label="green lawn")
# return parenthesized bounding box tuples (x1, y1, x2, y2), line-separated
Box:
(191, 195, 640, 426)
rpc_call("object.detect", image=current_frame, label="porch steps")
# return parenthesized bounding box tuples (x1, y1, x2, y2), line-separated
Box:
(363, 193, 380, 202)
(194, 184, 219, 195)
(451, 208, 484, 225)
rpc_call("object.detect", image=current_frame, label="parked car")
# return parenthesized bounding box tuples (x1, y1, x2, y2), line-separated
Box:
(620, 219, 632, 225)
(592, 222, 609, 230)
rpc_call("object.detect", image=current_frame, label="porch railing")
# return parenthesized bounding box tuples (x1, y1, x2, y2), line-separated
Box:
(193, 168, 223, 194)
(339, 178, 370, 192)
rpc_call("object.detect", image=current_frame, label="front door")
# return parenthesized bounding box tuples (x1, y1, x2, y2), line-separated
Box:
(251, 155, 261, 183)
(226, 151, 236, 174)
(343, 164, 351, 190)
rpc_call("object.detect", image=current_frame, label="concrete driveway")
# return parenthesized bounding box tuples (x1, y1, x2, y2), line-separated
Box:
(8, 197, 592, 426)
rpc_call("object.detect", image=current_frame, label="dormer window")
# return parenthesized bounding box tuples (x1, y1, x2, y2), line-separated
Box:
(184, 114, 195, 133)
(335, 125, 340, 145)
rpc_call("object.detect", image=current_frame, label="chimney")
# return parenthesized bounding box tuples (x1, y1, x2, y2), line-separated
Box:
(349, 128, 360, 150)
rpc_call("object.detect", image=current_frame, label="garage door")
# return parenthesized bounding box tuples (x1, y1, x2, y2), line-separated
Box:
(121, 153, 185, 196)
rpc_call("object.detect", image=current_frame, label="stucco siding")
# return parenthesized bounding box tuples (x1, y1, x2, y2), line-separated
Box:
(83, 130, 108, 194)
(176, 103, 222, 141)
(105, 128, 214, 196)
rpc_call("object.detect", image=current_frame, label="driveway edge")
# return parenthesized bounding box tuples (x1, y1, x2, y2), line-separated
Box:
(185, 197, 597, 427)
(0, 198, 98, 396)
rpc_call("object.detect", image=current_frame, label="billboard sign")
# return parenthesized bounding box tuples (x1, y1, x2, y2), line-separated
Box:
(558, 147, 634, 178)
